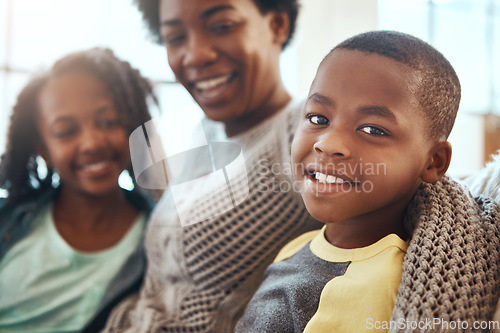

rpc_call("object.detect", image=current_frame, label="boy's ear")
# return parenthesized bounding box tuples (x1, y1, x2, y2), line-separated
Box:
(269, 11, 290, 47)
(421, 141, 452, 183)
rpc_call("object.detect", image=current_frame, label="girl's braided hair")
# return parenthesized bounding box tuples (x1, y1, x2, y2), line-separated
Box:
(0, 47, 157, 203)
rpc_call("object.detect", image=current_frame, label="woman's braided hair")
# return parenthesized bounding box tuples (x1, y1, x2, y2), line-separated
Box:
(0, 47, 157, 203)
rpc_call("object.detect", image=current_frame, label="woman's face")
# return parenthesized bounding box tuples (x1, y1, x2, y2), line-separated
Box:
(159, 0, 290, 135)
(37, 72, 130, 198)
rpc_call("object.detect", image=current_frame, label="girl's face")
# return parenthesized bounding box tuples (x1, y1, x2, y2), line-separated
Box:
(159, 0, 290, 135)
(37, 72, 130, 197)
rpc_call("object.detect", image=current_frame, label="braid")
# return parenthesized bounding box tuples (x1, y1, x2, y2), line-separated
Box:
(0, 74, 54, 203)
(0, 47, 158, 203)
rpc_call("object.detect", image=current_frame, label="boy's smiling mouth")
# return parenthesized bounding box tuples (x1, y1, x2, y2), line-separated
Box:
(305, 169, 359, 186)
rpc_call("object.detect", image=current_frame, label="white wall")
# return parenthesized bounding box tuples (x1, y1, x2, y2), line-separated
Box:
(447, 114, 485, 178)
(291, 0, 379, 96)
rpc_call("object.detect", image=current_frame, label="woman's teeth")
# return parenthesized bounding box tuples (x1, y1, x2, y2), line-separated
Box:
(194, 74, 232, 91)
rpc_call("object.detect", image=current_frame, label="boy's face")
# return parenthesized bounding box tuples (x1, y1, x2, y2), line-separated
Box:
(292, 50, 434, 228)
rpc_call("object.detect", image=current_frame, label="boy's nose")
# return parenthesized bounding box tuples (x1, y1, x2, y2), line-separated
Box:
(313, 129, 351, 158)
(182, 34, 218, 68)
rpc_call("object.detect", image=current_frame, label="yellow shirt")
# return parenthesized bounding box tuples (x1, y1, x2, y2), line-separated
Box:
(236, 227, 407, 333)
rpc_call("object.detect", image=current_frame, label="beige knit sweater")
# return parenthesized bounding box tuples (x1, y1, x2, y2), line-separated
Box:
(391, 176, 500, 333)
(103, 100, 321, 333)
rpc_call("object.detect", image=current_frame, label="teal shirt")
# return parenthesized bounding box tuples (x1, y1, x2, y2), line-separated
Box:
(0, 203, 145, 333)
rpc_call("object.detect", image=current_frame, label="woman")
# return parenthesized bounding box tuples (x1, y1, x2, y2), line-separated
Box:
(103, 0, 320, 332)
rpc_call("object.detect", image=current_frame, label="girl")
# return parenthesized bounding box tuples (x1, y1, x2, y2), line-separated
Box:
(0, 48, 156, 332)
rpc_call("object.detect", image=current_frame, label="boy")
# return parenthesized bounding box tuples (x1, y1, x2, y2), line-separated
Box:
(235, 31, 500, 332)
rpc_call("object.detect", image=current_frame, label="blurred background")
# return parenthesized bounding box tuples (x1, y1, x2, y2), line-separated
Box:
(1, 0, 499, 184)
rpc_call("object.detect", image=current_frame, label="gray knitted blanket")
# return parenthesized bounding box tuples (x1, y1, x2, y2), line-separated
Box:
(391, 175, 500, 333)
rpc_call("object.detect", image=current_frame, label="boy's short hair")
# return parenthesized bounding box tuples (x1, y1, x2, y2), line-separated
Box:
(135, 0, 298, 49)
(332, 30, 461, 141)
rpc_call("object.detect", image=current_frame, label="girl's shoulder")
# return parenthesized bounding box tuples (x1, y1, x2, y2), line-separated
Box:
(0, 196, 6, 208)
(0, 197, 8, 218)
(0, 187, 57, 218)
(124, 189, 156, 217)
(0, 195, 16, 216)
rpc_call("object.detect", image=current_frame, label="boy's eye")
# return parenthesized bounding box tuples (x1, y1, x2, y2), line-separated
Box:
(307, 114, 330, 126)
(359, 126, 387, 136)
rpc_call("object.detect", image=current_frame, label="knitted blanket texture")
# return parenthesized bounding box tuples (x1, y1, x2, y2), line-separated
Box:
(391, 176, 500, 333)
